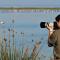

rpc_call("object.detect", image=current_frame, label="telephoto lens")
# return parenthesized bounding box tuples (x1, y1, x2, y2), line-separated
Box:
(40, 22, 48, 28)
(40, 22, 59, 30)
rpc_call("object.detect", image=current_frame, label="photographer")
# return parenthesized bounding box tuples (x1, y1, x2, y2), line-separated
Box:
(47, 15, 60, 60)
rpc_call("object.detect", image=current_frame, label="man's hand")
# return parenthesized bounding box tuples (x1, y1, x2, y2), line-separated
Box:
(47, 24, 54, 36)
(46, 24, 55, 40)
(46, 24, 53, 31)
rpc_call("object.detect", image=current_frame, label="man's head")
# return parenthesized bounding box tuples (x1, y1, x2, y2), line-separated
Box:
(55, 14, 60, 28)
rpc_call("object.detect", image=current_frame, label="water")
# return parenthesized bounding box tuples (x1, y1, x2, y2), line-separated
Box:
(0, 10, 60, 60)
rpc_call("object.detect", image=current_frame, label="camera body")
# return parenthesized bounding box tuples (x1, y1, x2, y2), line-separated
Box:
(40, 22, 59, 30)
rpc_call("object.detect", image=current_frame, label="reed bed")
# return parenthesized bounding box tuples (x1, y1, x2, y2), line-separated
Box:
(0, 30, 54, 60)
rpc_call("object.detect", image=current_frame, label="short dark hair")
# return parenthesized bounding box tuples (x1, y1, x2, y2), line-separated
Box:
(55, 14, 60, 22)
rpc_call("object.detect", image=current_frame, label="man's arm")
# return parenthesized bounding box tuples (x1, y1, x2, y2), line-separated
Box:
(48, 30, 57, 47)
(48, 30, 54, 47)
(46, 25, 57, 47)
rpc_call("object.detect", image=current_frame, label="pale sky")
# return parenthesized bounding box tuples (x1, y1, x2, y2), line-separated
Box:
(0, 0, 60, 7)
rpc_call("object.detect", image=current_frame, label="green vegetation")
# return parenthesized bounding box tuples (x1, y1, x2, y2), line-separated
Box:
(0, 7, 60, 10)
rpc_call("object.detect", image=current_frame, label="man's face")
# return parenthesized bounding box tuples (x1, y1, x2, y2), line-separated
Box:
(57, 20, 60, 28)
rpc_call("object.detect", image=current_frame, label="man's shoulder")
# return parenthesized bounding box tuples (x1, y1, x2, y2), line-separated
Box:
(54, 29, 60, 34)
(55, 29, 60, 32)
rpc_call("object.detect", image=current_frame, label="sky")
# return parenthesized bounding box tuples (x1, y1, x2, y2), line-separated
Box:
(0, 0, 60, 7)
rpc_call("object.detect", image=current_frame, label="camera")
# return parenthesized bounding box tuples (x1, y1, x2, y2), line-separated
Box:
(40, 22, 59, 30)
